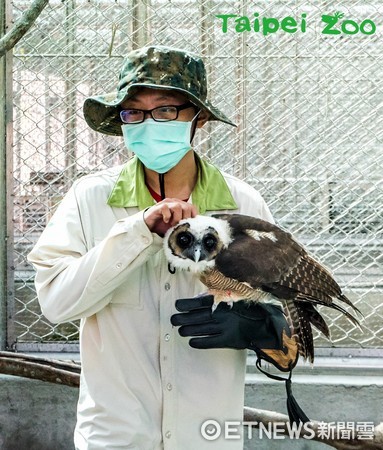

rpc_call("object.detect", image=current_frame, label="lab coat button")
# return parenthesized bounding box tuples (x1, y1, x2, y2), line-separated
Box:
(164, 334, 170, 341)
(164, 283, 171, 291)
(142, 236, 150, 244)
(166, 383, 172, 391)
(116, 263, 122, 269)
(165, 431, 171, 439)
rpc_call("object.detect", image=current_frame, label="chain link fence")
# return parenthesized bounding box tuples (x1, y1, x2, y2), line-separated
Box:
(8, 0, 383, 352)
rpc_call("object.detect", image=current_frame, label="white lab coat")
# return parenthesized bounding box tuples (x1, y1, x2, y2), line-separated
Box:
(28, 157, 273, 450)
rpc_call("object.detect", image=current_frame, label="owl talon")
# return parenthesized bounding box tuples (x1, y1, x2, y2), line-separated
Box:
(227, 301, 234, 309)
(211, 302, 218, 313)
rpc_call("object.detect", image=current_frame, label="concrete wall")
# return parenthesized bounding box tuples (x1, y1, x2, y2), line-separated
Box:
(0, 358, 381, 450)
(0, 375, 78, 450)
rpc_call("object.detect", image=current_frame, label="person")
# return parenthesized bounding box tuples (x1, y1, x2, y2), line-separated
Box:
(28, 45, 298, 450)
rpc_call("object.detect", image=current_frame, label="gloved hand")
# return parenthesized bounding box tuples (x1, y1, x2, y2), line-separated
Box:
(170, 295, 299, 372)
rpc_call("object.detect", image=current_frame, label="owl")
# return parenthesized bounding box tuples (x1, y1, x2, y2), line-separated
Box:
(163, 213, 361, 363)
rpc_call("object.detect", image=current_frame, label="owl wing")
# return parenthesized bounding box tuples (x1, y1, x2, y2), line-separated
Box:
(212, 213, 304, 288)
(213, 213, 361, 324)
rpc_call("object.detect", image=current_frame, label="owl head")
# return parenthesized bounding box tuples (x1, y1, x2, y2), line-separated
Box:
(163, 215, 232, 273)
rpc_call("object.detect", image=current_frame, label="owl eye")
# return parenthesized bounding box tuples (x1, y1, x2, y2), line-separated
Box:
(203, 234, 217, 251)
(177, 231, 194, 249)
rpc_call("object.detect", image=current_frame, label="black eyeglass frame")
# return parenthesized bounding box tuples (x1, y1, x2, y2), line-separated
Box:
(120, 102, 196, 124)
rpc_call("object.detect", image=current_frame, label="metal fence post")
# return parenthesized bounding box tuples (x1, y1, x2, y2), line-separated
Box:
(64, 0, 77, 182)
(234, 0, 247, 180)
(132, 0, 150, 49)
(0, 0, 14, 350)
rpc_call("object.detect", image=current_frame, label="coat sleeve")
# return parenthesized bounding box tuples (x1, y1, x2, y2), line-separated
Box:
(27, 183, 163, 323)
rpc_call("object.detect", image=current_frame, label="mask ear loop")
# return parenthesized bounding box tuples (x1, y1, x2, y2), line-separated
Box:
(190, 109, 201, 142)
(159, 173, 165, 200)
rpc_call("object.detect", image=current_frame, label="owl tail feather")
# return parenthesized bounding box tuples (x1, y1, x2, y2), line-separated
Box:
(300, 303, 330, 339)
(256, 359, 310, 425)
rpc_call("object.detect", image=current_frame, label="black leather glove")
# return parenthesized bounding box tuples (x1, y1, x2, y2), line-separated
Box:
(170, 295, 298, 372)
(171, 295, 308, 424)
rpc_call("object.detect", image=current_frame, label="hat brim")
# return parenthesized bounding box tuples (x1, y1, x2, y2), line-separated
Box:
(83, 83, 236, 136)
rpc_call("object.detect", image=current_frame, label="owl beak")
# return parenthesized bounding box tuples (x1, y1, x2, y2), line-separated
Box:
(193, 248, 201, 262)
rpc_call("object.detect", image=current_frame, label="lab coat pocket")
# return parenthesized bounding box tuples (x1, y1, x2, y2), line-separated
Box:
(109, 267, 142, 309)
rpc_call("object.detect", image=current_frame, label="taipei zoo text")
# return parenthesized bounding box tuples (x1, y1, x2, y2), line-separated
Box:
(215, 12, 377, 36)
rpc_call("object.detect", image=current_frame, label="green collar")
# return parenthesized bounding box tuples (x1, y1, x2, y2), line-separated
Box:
(107, 154, 238, 214)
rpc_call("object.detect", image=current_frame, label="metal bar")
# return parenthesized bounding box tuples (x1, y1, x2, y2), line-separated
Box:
(234, 0, 247, 179)
(64, 0, 77, 181)
(12, 53, 383, 59)
(313, 347, 383, 358)
(0, 0, 7, 350)
(0, 1, 14, 349)
(198, 0, 213, 158)
(11, 53, 383, 59)
(247, 349, 383, 369)
(14, 342, 80, 353)
(15, 343, 383, 359)
(0, 0, 14, 351)
(131, 0, 150, 49)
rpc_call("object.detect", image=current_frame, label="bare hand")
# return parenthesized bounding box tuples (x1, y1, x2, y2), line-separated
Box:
(144, 198, 198, 236)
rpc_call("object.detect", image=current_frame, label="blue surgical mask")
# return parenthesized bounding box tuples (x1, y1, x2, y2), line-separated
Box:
(122, 117, 197, 174)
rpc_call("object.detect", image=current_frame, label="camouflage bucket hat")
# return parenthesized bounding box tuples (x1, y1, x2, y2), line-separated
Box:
(83, 45, 236, 136)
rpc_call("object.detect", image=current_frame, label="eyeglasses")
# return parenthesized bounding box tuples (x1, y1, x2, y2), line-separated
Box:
(120, 102, 195, 124)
